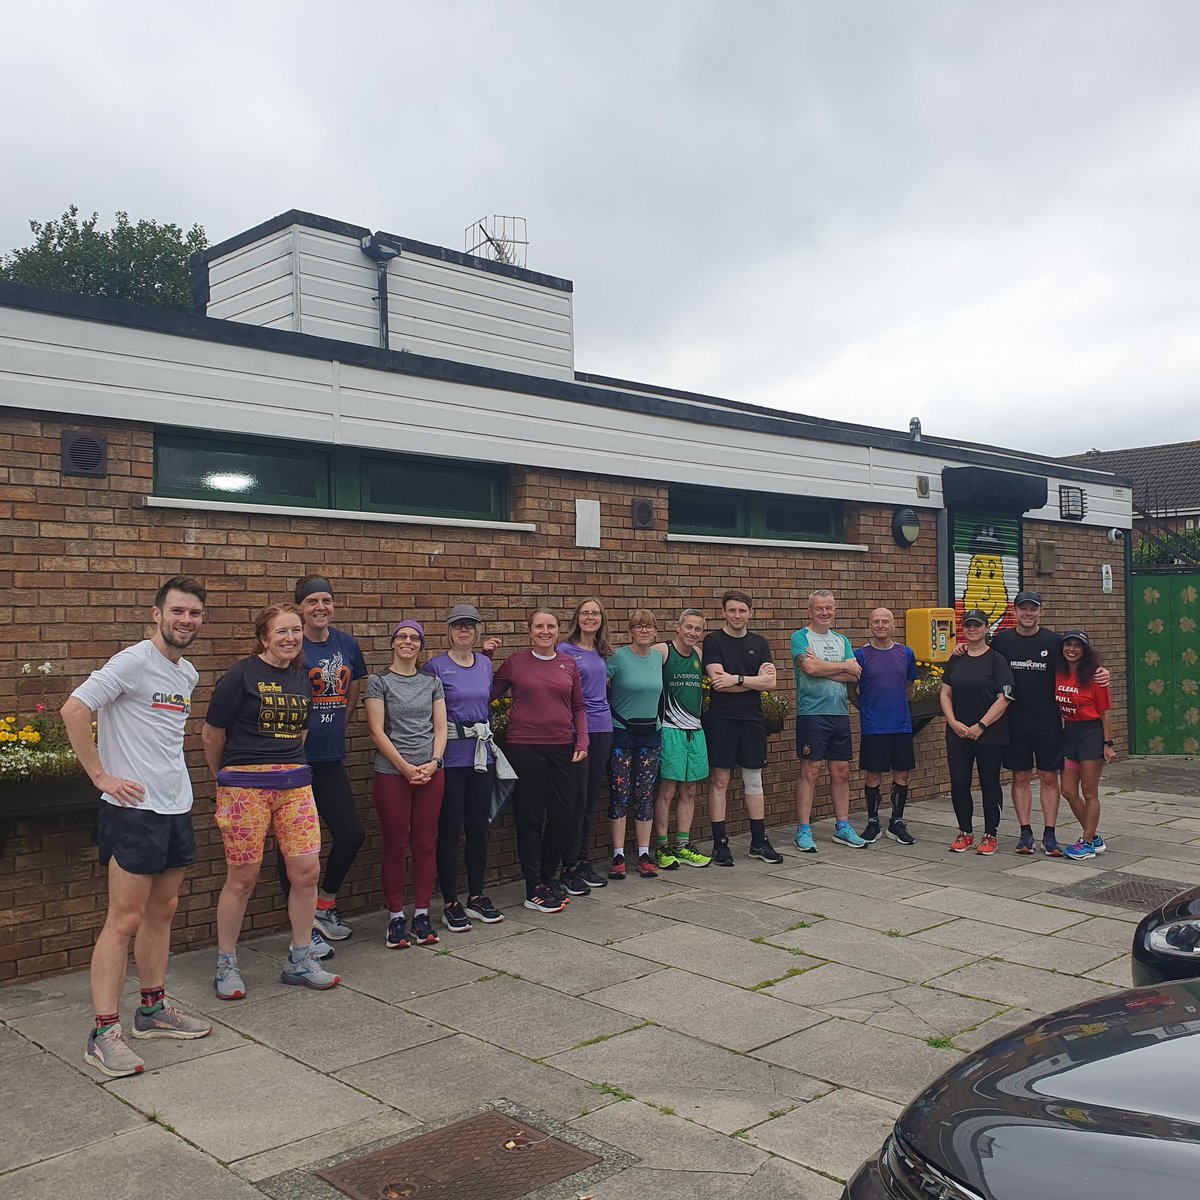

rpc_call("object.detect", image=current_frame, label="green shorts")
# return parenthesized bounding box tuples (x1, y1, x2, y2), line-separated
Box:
(659, 726, 709, 782)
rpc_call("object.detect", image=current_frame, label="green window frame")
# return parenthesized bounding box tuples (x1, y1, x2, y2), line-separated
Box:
(153, 431, 509, 522)
(669, 485, 843, 542)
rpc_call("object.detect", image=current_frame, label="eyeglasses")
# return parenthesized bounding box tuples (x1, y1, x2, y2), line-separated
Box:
(631, 624, 656, 632)
(449, 622, 477, 630)
(393, 634, 422, 643)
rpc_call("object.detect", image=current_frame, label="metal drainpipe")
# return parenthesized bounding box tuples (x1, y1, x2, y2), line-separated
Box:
(360, 234, 402, 351)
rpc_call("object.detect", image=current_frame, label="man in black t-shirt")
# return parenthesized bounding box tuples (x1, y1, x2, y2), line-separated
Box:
(700, 590, 780, 866)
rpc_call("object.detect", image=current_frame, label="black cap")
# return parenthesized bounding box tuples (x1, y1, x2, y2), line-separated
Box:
(1062, 628, 1090, 646)
(1014, 590, 1043, 607)
(962, 608, 989, 626)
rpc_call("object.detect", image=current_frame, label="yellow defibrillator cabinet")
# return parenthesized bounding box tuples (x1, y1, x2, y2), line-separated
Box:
(906, 608, 955, 663)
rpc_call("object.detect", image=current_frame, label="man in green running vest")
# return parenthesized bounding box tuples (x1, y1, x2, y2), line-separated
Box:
(651, 610, 712, 869)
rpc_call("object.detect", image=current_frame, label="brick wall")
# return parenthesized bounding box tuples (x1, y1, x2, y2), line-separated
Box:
(1, 411, 1124, 982)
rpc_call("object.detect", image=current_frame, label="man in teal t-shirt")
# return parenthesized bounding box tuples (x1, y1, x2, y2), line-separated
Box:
(790, 590, 866, 853)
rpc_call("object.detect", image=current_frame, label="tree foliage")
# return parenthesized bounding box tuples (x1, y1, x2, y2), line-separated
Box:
(0, 205, 207, 311)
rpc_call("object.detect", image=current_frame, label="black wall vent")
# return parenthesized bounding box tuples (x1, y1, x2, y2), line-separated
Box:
(631, 499, 655, 530)
(61, 431, 108, 478)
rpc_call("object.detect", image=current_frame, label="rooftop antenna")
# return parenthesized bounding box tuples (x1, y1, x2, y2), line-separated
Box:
(465, 216, 528, 267)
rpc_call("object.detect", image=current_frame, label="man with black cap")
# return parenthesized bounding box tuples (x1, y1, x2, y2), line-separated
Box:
(990, 590, 1108, 856)
(283, 574, 368, 940)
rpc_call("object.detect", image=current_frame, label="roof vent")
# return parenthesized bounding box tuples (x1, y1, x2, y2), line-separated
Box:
(61, 431, 108, 478)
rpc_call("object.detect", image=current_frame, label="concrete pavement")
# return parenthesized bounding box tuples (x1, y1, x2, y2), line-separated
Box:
(2, 759, 1198, 1199)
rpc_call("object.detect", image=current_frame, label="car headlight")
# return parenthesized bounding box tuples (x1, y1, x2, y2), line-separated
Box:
(881, 1133, 984, 1200)
(1146, 921, 1200, 958)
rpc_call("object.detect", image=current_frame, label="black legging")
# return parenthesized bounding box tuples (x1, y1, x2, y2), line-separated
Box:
(437, 764, 494, 903)
(277, 760, 366, 898)
(504, 743, 575, 894)
(946, 734, 1005, 836)
(570, 729, 613, 867)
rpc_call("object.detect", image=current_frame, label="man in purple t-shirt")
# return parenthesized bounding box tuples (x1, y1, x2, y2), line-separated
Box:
(849, 609, 918, 846)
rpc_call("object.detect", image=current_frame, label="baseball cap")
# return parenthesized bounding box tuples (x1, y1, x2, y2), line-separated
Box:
(962, 608, 989, 626)
(447, 604, 482, 624)
(1062, 628, 1090, 645)
(1014, 590, 1043, 607)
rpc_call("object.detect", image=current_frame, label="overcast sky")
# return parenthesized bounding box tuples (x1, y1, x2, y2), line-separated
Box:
(3, 2, 1197, 458)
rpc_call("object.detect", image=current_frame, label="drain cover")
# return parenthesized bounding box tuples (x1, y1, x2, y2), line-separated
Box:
(316, 1112, 602, 1200)
(1086, 879, 1185, 911)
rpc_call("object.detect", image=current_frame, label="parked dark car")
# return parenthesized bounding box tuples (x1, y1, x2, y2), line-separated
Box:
(845, 885, 1200, 1200)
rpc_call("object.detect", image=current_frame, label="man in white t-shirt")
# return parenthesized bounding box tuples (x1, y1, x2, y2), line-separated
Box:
(61, 577, 213, 1078)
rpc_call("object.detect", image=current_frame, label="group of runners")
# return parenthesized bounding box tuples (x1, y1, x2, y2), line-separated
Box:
(62, 576, 1116, 1079)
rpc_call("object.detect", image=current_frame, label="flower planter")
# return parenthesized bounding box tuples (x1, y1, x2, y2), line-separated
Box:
(909, 697, 943, 736)
(1, 774, 101, 822)
(764, 716, 786, 737)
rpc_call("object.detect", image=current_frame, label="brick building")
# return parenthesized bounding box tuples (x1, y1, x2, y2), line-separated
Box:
(0, 210, 1133, 982)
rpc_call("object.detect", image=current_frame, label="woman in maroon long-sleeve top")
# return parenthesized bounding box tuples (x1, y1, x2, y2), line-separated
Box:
(493, 609, 588, 913)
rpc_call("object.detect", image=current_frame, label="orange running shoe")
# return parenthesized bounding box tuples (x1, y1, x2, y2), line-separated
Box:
(949, 833, 975, 853)
(976, 835, 998, 856)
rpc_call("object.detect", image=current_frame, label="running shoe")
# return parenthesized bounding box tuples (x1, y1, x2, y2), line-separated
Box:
(860, 819, 882, 845)
(1014, 829, 1035, 855)
(85, 1024, 144, 1077)
(386, 915, 409, 949)
(578, 861, 608, 888)
(1091, 833, 1107, 854)
(608, 854, 627, 880)
(293, 932, 334, 961)
(465, 895, 505, 923)
(949, 833, 975, 853)
(976, 834, 998, 856)
(654, 845, 680, 871)
(214, 957, 246, 1000)
(442, 901, 473, 932)
(638, 852, 659, 878)
(1063, 838, 1097, 860)
(1043, 832, 1064, 858)
(749, 839, 784, 864)
(523, 884, 566, 913)
(280, 949, 340, 990)
(711, 840, 735, 867)
(832, 822, 869, 849)
(546, 879, 571, 905)
(561, 868, 592, 896)
(313, 904, 353, 941)
(131, 1003, 212, 1040)
(673, 842, 711, 867)
(410, 913, 439, 945)
(887, 819, 916, 846)
(793, 827, 817, 854)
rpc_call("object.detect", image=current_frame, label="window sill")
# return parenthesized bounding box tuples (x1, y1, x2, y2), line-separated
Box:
(137, 495, 537, 533)
(665, 533, 868, 552)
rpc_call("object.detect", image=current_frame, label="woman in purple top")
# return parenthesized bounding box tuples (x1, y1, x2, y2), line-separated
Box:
(557, 598, 614, 895)
(492, 608, 588, 914)
(423, 605, 505, 933)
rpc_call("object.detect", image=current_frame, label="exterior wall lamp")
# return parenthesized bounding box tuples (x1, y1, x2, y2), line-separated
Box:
(892, 507, 921, 547)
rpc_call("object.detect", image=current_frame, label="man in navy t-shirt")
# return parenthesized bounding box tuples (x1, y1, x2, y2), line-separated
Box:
(850, 608, 918, 845)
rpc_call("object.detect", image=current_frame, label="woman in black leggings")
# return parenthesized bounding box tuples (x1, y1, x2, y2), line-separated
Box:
(940, 608, 1014, 857)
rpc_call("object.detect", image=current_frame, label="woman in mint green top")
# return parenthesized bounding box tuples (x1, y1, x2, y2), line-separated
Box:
(605, 609, 664, 879)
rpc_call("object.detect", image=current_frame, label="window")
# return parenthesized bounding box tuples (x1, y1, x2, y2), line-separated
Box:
(154, 431, 509, 522)
(669, 485, 843, 542)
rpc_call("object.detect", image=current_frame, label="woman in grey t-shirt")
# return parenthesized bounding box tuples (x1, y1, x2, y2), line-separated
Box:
(364, 620, 448, 950)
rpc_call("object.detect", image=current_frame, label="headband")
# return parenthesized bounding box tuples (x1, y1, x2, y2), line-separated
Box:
(295, 577, 334, 603)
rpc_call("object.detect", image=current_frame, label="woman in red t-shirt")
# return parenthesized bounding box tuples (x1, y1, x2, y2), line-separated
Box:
(1055, 629, 1116, 860)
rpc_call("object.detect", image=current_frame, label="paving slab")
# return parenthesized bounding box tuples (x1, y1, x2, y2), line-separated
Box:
(331, 941, 496, 1004)
(211, 985, 452, 1071)
(766, 861, 934, 900)
(953, 1006, 1041, 1051)
(736, 1156, 845, 1199)
(0, 969, 135, 1020)
(744, 1086, 901, 1182)
(615, 923, 811, 987)
(1086, 954, 1135, 988)
(0, 1023, 40, 1063)
(900, 887, 1088, 933)
(759, 885, 952, 935)
(0, 1051, 145, 1173)
(630, 890, 812, 939)
(585, 966, 827, 1052)
(765, 919, 977, 983)
(0, 1123, 263, 1200)
(592, 1167, 763, 1200)
(105, 1043, 385, 1162)
(761, 963, 907, 1007)
(158, 943, 296, 1014)
(909, 918, 1040, 956)
(533, 894, 678, 946)
(933, 960, 1115, 1013)
(888, 860, 1053, 898)
(402, 973, 639, 1058)
(1115, 857, 1200, 884)
(823, 985, 1005, 1041)
(1059, 916, 1142, 950)
(665, 865, 809, 901)
(571, 1098, 770, 1174)
(338, 1031, 621, 1126)
(1020, 890, 1142, 920)
(1005, 859, 1106, 883)
(450, 927, 665, 994)
(548, 1024, 830, 1136)
(753, 1017, 961, 1104)
(998, 934, 1125, 975)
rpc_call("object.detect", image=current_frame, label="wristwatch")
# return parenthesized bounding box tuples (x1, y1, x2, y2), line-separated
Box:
(737, 674, 745, 686)
(1103, 740, 1114, 748)
(433, 756, 444, 768)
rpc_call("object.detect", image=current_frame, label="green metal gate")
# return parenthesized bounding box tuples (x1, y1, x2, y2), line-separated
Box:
(1131, 574, 1200, 754)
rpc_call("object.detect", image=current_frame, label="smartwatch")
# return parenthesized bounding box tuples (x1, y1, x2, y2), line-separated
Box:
(433, 756, 444, 768)
(737, 674, 745, 686)
(1103, 740, 1114, 748)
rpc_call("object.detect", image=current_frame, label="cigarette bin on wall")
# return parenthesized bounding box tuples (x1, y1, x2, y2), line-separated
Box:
(906, 607, 956, 663)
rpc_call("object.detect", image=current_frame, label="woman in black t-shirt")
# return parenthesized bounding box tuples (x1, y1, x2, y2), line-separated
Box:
(202, 604, 339, 1000)
(940, 609, 1014, 856)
